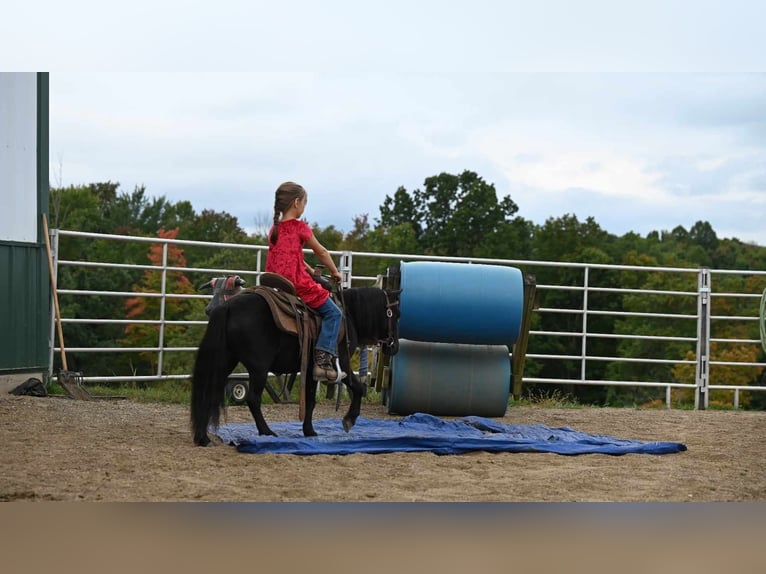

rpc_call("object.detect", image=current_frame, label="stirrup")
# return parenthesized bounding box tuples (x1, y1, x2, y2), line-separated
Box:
(313, 355, 346, 384)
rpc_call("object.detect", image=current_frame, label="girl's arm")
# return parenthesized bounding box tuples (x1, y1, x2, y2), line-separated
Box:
(304, 234, 342, 282)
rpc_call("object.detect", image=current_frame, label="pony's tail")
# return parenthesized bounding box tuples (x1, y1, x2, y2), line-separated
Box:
(190, 304, 231, 446)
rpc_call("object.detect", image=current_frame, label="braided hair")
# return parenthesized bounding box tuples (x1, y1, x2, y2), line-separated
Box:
(270, 181, 307, 245)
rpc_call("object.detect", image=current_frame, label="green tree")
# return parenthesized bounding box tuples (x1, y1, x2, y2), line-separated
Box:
(340, 214, 386, 283)
(365, 223, 421, 277)
(474, 216, 535, 260)
(50, 184, 102, 236)
(378, 186, 422, 240)
(180, 208, 247, 244)
(690, 220, 719, 253)
(523, 215, 618, 404)
(414, 170, 519, 257)
(177, 207, 253, 285)
(373, 171, 524, 258)
(48, 182, 221, 377)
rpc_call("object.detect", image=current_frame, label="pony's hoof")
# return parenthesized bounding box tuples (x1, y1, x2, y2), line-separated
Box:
(342, 418, 355, 433)
(194, 435, 212, 447)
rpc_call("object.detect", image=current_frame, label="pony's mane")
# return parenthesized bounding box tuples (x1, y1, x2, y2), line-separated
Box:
(339, 287, 389, 345)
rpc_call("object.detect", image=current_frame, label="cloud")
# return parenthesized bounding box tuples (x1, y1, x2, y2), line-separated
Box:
(45, 71, 766, 246)
(492, 149, 667, 203)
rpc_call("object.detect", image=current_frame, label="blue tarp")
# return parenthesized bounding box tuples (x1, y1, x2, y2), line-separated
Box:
(214, 413, 687, 456)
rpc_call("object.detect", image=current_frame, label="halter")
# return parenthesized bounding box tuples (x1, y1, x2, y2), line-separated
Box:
(379, 288, 401, 353)
(336, 286, 400, 351)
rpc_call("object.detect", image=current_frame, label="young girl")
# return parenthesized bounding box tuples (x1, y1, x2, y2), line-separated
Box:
(266, 181, 345, 381)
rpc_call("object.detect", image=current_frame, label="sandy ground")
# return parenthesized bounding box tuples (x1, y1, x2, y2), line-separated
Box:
(1, 392, 765, 502)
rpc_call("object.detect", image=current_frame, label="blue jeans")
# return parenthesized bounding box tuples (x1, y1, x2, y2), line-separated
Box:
(314, 297, 342, 355)
(359, 346, 369, 376)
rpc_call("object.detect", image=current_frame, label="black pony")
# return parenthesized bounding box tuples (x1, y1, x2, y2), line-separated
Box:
(190, 286, 400, 446)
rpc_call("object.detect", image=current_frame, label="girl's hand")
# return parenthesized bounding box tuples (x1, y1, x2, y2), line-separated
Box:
(331, 271, 343, 283)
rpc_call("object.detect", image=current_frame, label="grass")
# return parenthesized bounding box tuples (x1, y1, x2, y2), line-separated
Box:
(510, 388, 585, 409)
(46, 379, 748, 411)
(46, 381, 590, 409)
(47, 375, 371, 407)
(47, 380, 192, 403)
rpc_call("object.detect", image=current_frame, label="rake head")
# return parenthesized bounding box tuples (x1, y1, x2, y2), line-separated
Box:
(58, 370, 92, 401)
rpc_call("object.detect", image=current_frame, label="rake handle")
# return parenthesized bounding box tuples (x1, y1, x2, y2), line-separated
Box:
(42, 214, 69, 371)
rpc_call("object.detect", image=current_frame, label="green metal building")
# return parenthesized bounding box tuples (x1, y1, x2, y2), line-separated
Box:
(0, 73, 50, 385)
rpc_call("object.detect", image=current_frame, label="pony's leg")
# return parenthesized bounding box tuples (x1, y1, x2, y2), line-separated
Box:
(341, 353, 365, 432)
(302, 374, 319, 437)
(244, 369, 277, 436)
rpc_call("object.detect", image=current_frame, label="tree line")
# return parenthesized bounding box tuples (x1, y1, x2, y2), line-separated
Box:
(50, 172, 766, 408)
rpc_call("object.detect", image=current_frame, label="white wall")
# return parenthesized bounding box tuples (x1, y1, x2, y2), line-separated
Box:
(0, 72, 38, 243)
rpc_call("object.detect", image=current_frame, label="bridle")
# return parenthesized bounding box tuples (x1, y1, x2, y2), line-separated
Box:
(379, 288, 401, 354)
(335, 285, 400, 352)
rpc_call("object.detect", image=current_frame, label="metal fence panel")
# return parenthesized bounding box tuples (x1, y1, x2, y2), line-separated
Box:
(50, 229, 766, 408)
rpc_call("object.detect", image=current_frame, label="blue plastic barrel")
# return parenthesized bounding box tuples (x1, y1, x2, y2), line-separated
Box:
(388, 339, 511, 417)
(398, 261, 524, 345)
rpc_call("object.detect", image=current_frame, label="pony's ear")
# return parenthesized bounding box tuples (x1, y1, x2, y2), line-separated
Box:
(198, 279, 213, 291)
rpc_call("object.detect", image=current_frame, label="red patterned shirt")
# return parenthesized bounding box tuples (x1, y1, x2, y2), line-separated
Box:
(266, 219, 330, 308)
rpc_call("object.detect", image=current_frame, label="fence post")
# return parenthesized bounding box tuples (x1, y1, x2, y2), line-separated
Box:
(511, 274, 537, 400)
(339, 250, 352, 288)
(695, 267, 711, 410)
(255, 250, 263, 285)
(581, 266, 590, 383)
(157, 242, 169, 377)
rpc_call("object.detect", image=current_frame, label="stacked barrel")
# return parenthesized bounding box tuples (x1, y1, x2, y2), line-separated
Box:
(388, 261, 524, 417)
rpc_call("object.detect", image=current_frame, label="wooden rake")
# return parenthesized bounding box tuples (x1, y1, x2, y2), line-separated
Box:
(42, 214, 91, 400)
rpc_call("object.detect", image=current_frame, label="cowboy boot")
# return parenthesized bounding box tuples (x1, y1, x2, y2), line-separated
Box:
(313, 350, 346, 383)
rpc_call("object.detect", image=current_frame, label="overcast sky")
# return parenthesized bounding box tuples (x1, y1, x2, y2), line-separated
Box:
(5, 1, 766, 245)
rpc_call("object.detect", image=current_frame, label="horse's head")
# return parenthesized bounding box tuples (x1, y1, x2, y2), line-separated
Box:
(199, 275, 246, 316)
(381, 288, 402, 357)
(336, 286, 401, 356)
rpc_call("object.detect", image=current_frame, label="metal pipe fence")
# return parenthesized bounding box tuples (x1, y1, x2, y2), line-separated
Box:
(49, 229, 766, 409)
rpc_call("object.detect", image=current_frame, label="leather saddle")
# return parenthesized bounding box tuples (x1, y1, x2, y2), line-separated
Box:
(248, 272, 322, 341)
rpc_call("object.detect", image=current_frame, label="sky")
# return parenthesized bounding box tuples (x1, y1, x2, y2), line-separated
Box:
(5, 1, 766, 245)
